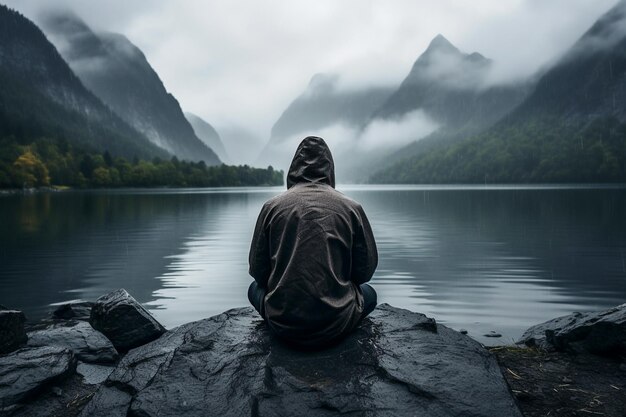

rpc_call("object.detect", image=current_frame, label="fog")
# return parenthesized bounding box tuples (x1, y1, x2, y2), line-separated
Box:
(566, 1, 626, 61)
(360, 110, 440, 151)
(5, 0, 619, 140)
(412, 46, 492, 90)
(259, 109, 439, 179)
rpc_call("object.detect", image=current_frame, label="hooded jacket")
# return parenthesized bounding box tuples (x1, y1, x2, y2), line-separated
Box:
(249, 136, 378, 346)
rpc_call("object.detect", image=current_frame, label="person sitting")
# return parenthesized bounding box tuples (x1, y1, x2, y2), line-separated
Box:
(247, 136, 378, 348)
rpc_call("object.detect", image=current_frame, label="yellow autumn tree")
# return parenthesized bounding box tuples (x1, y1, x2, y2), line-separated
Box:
(92, 167, 112, 187)
(13, 150, 50, 187)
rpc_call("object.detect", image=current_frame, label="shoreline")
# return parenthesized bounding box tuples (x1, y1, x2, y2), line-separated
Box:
(2, 182, 626, 197)
(1, 292, 624, 416)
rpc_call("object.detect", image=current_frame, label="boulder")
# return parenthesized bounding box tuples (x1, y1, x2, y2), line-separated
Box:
(52, 300, 94, 321)
(27, 321, 119, 364)
(89, 289, 165, 352)
(79, 304, 521, 417)
(518, 303, 626, 355)
(0, 309, 27, 354)
(0, 346, 76, 408)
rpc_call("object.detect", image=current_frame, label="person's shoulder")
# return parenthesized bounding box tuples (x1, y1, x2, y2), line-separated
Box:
(262, 189, 300, 210)
(262, 192, 286, 208)
(331, 188, 363, 209)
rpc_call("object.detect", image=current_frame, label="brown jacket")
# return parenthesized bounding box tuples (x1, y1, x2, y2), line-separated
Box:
(248, 136, 378, 346)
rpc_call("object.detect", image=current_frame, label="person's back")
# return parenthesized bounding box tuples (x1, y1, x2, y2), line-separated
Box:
(248, 136, 378, 347)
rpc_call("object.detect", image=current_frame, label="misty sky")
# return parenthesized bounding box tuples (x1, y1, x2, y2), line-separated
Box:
(5, 0, 620, 136)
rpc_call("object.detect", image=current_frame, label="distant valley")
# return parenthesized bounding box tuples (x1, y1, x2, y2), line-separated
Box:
(1, 0, 625, 188)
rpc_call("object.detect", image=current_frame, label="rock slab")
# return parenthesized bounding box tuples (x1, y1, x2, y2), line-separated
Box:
(518, 303, 626, 355)
(0, 309, 27, 354)
(0, 346, 76, 408)
(27, 321, 119, 364)
(80, 304, 522, 417)
(89, 289, 165, 352)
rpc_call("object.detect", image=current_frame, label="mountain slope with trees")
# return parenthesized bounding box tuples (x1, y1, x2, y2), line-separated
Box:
(370, 35, 528, 132)
(371, 2, 626, 184)
(40, 12, 220, 165)
(0, 4, 166, 160)
(0, 5, 282, 189)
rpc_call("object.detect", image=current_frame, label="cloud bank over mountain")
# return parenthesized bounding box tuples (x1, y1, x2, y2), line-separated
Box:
(5, 0, 619, 138)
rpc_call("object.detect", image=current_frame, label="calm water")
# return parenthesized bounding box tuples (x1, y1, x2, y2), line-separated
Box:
(1, 185, 625, 345)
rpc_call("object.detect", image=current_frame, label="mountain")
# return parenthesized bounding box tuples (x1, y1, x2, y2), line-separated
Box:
(371, 2, 626, 184)
(270, 74, 393, 142)
(509, 0, 626, 123)
(0, 4, 165, 159)
(185, 112, 229, 163)
(256, 73, 393, 175)
(334, 34, 528, 182)
(40, 12, 220, 165)
(371, 34, 528, 131)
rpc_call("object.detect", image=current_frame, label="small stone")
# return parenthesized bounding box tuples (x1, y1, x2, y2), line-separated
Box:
(0, 309, 28, 354)
(484, 331, 502, 338)
(90, 289, 165, 352)
(52, 301, 95, 321)
(51, 386, 63, 397)
(459, 329, 468, 335)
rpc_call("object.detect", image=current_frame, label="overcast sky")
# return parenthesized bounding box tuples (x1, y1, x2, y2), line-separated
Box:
(5, 0, 620, 136)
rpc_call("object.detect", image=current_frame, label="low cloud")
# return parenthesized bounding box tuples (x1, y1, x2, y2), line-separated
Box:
(216, 124, 266, 166)
(566, 1, 626, 61)
(360, 110, 440, 151)
(413, 48, 492, 90)
(259, 110, 439, 176)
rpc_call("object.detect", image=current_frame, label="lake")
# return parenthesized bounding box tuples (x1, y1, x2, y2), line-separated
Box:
(1, 185, 625, 345)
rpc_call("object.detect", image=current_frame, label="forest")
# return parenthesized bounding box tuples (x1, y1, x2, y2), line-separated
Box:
(371, 117, 626, 184)
(0, 136, 283, 189)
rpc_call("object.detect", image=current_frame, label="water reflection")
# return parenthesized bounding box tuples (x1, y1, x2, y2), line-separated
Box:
(1, 186, 624, 345)
(352, 187, 626, 343)
(146, 192, 272, 326)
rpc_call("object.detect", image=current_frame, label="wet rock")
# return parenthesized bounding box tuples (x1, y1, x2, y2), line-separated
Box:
(0, 346, 76, 408)
(27, 321, 118, 364)
(518, 304, 626, 355)
(0, 309, 27, 354)
(80, 304, 521, 417)
(89, 289, 165, 352)
(484, 331, 502, 338)
(77, 362, 115, 385)
(52, 300, 94, 321)
(517, 313, 578, 351)
(459, 328, 468, 334)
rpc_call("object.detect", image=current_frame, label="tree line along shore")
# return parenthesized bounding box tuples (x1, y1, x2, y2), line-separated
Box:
(0, 137, 283, 189)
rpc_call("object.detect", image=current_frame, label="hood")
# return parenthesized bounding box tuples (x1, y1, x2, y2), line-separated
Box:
(287, 136, 335, 189)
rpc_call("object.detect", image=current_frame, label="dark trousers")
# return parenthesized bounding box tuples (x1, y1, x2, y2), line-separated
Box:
(247, 281, 377, 321)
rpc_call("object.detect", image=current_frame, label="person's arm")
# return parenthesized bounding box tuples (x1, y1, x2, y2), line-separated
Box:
(248, 203, 271, 287)
(351, 204, 378, 285)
